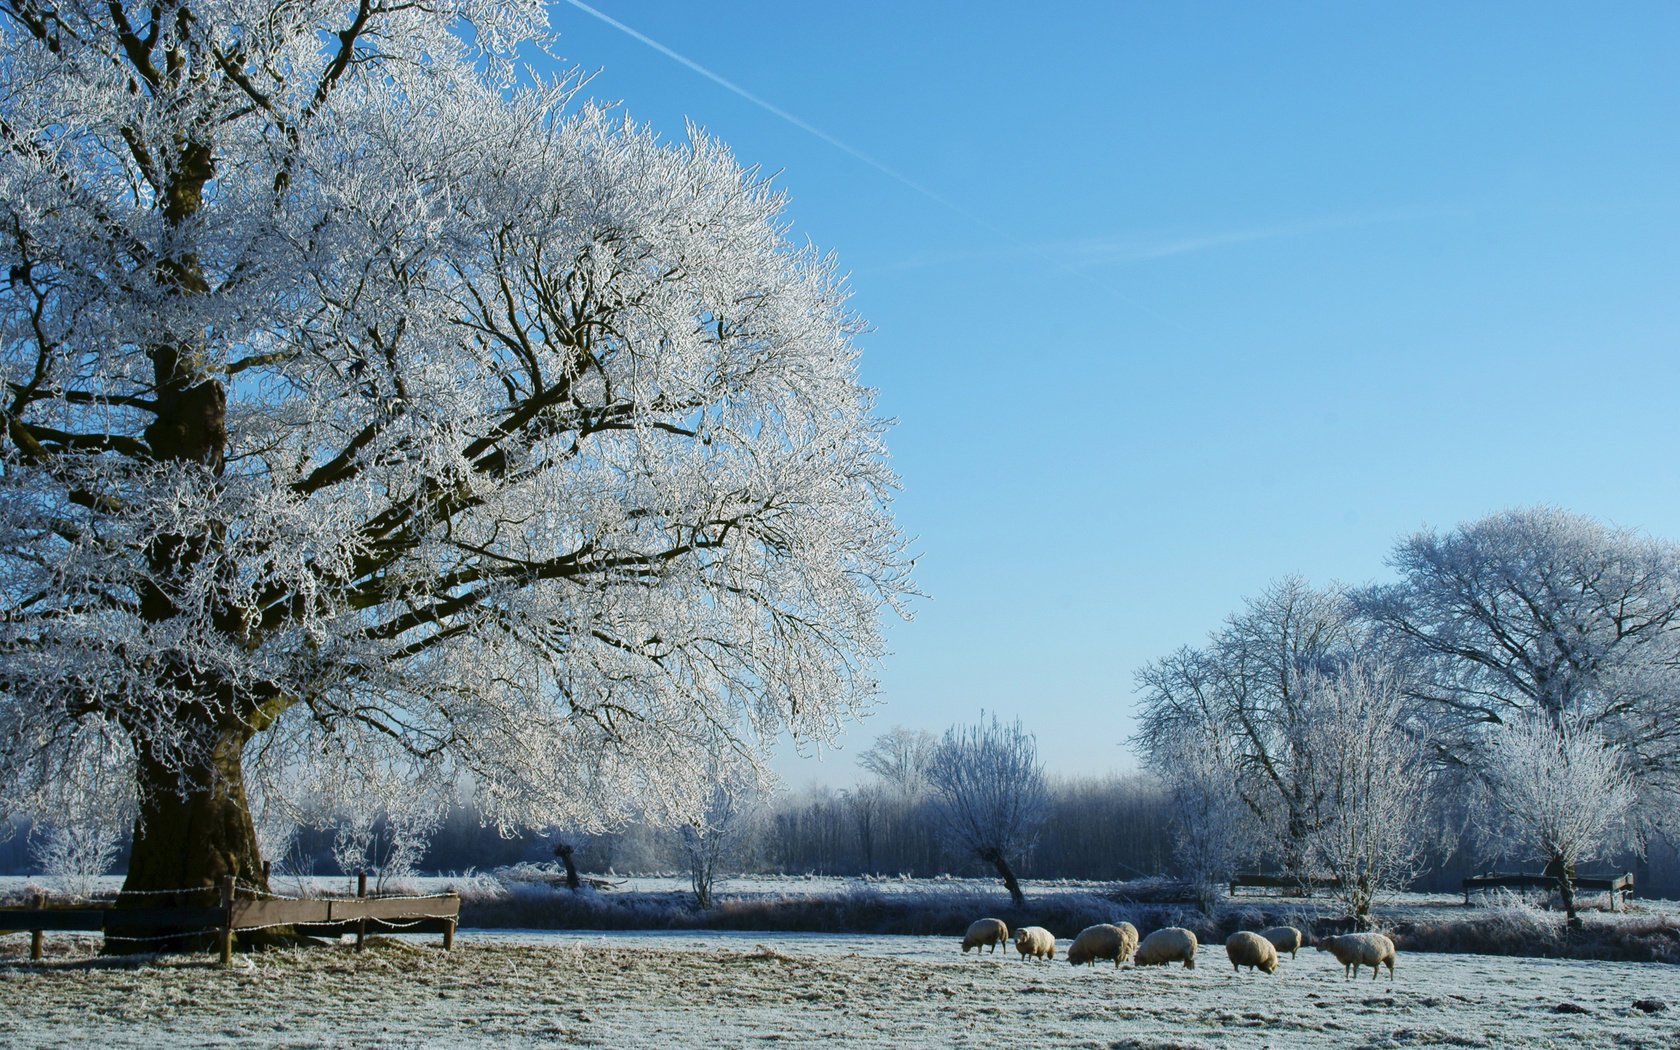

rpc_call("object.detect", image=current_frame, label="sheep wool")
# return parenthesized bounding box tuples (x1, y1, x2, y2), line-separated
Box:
(1225, 931, 1279, 974)
(1316, 933, 1397, 981)
(1134, 927, 1199, 969)
(1066, 922, 1140, 967)
(1259, 926, 1304, 959)
(962, 918, 1010, 955)
(1013, 926, 1057, 962)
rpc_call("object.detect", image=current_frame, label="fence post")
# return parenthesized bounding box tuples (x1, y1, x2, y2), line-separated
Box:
(219, 875, 236, 966)
(30, 893, 44, 962)
(356, 870, 367, 951)
(443, 891, 458, 951)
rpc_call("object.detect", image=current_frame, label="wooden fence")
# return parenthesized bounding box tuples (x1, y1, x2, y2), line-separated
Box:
(1228, 872, 1343, 897)
(1461, 871, 1635, 910)
(1, 874, 460, 964)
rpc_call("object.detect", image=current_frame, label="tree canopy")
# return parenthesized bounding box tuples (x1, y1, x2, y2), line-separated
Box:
(1355, 506, 1680, 818)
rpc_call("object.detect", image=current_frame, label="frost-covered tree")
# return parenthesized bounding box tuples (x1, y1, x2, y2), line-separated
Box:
(1299, 662, 1434, 923)
(1146, 724, 1254, 914)
(926, 714, 1047, 907)
(1133, 578, 1360, 884)
(1354, 508, 1680, 829)
(1476, 713, 1636, 924)
(0, 0, 908, 924)
(856, 725, 936, 801)
(677, 756, 765, 909)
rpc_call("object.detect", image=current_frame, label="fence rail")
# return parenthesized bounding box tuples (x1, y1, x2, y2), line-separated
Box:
(1228, 872, 1343, 897)
(1, 874, 459, 964)
(1460, 870, 1635, 910)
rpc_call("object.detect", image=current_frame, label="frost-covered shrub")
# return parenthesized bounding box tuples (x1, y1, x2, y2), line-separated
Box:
(20, 724, 133, 897)
(29, 822, 122, 898)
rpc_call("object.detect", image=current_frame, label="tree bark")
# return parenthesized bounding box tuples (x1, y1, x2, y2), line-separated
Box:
(979, 847, 1025, 908)
(109, 720, 269, 952)
(1546, 855, 1581, 926)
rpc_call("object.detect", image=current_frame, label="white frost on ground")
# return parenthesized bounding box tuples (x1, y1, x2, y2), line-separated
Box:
(2, 928, 1677, 1049)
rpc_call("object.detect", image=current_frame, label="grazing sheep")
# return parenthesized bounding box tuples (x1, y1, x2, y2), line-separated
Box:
(962, 918, 1010, 955)
(1066, 922, 1140, 967)
(1225, 931, 1279, 974)
(1013, 926, 1057, 962)
(1133, 927, 1198, 969)
(1259, 926, 1303, 959)
(1315, 933, 1396, 981)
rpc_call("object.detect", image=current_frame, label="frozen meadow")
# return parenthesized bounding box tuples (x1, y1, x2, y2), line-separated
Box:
(5, 876, 1679, 1047)
(3, 925, 1679, 1049)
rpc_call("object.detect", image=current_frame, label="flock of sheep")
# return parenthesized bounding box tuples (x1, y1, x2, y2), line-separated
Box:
(960, 918, 1397, 980)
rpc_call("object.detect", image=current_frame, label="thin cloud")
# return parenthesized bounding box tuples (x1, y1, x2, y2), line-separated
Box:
(879, 207, 1465, 274)
(1066, 208, 1464, 266)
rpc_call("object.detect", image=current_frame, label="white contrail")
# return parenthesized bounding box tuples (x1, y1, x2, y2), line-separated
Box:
(556, 0, 1207, 331)
(560, 0, 969, 217)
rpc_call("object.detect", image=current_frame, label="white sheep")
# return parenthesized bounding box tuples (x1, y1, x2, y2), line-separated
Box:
(1224, 930, 1279, 974)
(1013, 925, 1057, 962)
(1315, 932, 1396, 981)
(962, 918, 1009, 955)
(1133, 927, 1198, 969)
(1066, 922, 1139, 967)
(1259, 925, 1303, 959)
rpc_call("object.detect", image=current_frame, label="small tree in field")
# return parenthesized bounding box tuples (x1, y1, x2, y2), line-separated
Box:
(926, 714, 1047, 907)
(677, 762, 765, 909)
(1299, 662, 1434, 923)
(1476, 713, 1636, 924)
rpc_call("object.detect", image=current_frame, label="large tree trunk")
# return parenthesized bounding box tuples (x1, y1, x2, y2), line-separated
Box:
(105, 132, 256, 953)
(979, 847, 1025, 908)
(108, 721, 269, 953)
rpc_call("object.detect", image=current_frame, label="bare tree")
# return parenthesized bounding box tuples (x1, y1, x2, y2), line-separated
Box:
(842, 784, 884, 874)
(1299, 662, 1436, 923)
(926, 714, 1048, 907)
(1035, 774, 1174, 881)
(551, 837, 583, 891)
(857, 727, 937, 801)
(1476, 713, 1637, 924)
(1134, 578, 1360, 885)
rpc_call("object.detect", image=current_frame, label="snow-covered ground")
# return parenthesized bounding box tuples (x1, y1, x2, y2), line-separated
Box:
(2, 927, 1677, 1049)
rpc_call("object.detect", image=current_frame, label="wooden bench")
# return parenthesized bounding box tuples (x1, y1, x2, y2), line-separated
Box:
(1461, 871, 1635, 910)
(1228, 872, 1343, 897)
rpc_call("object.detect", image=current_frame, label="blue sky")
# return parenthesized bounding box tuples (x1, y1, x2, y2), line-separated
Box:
(539, 2, 1679, 788)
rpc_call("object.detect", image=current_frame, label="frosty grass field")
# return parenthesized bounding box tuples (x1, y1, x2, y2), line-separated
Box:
(3, 878, 1679, 1049)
